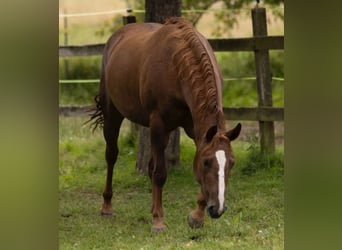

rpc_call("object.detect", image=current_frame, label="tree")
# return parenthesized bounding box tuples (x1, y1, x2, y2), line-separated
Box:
(182, 0, 283, 36)
(136, 0, 182, 175)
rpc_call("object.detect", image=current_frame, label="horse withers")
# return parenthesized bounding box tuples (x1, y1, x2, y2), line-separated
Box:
(89, 17, 241, 232)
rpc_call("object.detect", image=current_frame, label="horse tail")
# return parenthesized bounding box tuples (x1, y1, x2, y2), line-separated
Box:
(87, 95, 104, 133)
(85, 60, 106, 132)
(86, 33, 122, 132)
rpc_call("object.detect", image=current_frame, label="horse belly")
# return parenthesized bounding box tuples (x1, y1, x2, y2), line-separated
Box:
(107, 79, 149, 126)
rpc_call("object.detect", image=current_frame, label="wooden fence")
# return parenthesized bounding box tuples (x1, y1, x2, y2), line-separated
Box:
(59, 7, 284, 152)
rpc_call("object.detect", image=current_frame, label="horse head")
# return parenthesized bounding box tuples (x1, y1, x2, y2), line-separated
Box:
(193, 123, 241, 219)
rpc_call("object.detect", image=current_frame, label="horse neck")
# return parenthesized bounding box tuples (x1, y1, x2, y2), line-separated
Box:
(176, 45, 224, 144)
(176, 50, 224, 144)
(166, 19, 225, 144)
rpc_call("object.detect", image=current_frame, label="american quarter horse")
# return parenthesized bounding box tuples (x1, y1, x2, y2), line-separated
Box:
(89, 17, 241, 232)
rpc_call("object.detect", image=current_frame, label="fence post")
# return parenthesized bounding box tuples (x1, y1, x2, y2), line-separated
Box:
(122, 9, 136, 25)
(63, 8, 69, 77)
(252, 6, 275, 153)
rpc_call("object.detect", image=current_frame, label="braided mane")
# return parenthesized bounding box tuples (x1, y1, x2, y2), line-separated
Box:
(165, 17, 220, 122)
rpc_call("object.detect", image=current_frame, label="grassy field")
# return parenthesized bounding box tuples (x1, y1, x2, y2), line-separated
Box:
(59, 117, 284, 249)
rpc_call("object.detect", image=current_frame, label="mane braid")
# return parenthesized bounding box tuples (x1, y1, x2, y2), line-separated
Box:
(165, 18, 219, 123)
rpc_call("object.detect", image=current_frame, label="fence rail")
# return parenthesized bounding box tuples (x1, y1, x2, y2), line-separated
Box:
(60, 105, 284, 122)
(59, 36, 283, 57)
(59, 44, 105, 57)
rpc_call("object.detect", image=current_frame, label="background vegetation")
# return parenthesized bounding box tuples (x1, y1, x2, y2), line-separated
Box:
(59, 0, 284, 107)
(59, 51, 284, 108)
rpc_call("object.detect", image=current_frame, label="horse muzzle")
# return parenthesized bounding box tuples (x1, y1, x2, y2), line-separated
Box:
(207, 205, 227, 219)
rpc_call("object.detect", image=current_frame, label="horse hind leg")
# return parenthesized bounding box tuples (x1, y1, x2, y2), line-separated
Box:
(101, 102, 124, 217)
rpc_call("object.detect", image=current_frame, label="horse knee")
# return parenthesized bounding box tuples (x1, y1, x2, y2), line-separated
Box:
(149, 157, 167, 186)
(153, 168, 167, 187)
(148, 158, 154, 180)
(105, 144, 118, 165)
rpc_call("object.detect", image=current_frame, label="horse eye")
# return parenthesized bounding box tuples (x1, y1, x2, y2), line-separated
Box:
(203, 159, 211, 169)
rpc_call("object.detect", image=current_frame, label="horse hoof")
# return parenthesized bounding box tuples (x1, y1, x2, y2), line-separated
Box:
(100, 204, 113, 217)
(188, 214, 204, 229)
(151, 225, 167, 233)
(100, 210, 113, 217)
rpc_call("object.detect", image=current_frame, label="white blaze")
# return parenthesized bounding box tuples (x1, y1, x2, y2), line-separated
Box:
(215, 150, 226, 213)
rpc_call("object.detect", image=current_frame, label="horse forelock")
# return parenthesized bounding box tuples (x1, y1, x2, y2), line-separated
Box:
(165, 18, 220, 122)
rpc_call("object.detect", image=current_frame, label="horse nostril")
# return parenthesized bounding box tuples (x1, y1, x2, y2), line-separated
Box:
(207, 205, 226, 219)
(207, 206, 220, 219)
(208, 206, 214, 215)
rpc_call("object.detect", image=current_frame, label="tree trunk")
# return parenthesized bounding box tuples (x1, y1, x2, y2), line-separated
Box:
(136, 0, 182, 175)
(145, 0, 181, 23)
(137, 127, 180, 174)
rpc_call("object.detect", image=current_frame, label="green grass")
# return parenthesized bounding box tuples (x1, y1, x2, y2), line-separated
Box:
(59, 117, 284, 249)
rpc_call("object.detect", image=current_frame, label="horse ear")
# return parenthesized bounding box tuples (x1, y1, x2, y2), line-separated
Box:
(226, 123, 241, 141)
(206, 125, 217, 143)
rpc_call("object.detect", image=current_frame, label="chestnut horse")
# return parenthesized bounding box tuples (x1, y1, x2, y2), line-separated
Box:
(89, 17, 241, 232)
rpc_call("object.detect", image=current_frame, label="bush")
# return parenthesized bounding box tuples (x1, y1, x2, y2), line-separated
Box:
(59, 83, 98, 105)
(216, 51, 284, 107)
(241, 138, 284, 176)
(59, 56, 101, 105)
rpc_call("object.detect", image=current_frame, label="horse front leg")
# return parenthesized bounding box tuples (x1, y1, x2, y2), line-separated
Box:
(149, 113, 169, 233)
(188, 191, 207, 229)
(150, 164, 167, 233)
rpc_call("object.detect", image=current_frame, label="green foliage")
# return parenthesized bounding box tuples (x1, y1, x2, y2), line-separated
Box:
(182, 0, 284, 36)
(218, 51, 258, 107)
(92, 0, 284, 39)
(216, 51, 284, 107)
(270, 50, 284, 78)
(59, 56, 101, 105)
(94, 0, 145, 40)
(59, 83, 98, 105)
(241, 137, 284, 176)
(59, 56, 101, 80)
